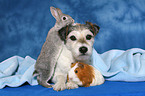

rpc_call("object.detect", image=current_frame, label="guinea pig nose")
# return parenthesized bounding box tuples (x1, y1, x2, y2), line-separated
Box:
(79, 46, 88, 54)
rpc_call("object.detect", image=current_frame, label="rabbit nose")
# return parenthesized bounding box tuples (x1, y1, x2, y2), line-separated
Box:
(72, 19, 74, 23)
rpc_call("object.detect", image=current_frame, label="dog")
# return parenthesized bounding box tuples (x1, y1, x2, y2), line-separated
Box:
(51, 22, 100, 91)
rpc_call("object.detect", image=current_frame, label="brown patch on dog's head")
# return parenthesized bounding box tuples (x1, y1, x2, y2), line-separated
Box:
(72, 62, 95, 87)
(58, 22, 100, 44)
(85, 21, 100, 36)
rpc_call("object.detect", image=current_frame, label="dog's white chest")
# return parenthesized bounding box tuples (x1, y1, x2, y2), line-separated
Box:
(57, 45, 75, 73)
(51, 45, 75, 83)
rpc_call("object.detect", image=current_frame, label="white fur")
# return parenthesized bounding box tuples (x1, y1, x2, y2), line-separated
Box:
(66, 81, 79, 89)
(66, 63, 81, 89)
(67, 64, 83, 86)
(68, 64, 104, 87)
(90, 67, 105, 86)
(66, 29, 94, 64)
(68, 63, 82, 86)
(52, 44, 75, 91)
(52, 28, 95, 91)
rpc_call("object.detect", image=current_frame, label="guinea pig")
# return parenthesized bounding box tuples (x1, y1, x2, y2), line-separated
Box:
(67, 62, 105, 87)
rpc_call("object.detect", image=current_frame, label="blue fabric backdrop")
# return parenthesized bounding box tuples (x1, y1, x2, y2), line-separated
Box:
(1, 0, 145, 62)
(1, 0, 145, 96)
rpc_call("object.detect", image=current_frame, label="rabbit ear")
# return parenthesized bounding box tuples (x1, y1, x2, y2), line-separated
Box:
(50, 6, 61, 22)
(56, 8, 63, 16)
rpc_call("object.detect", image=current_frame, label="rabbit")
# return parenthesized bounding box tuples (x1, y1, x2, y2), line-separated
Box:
(33, 6, 74, 88)
(66, 62, 105, 89)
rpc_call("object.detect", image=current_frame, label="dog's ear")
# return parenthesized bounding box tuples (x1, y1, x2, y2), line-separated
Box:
(58, 25, 70, 43)
(85, 22, 100, 36)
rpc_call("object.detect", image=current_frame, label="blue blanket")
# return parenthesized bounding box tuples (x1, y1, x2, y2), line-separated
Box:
(92, 48, 145, 82)
(1, 48, 145, 89)
(0, 56, 38, 89)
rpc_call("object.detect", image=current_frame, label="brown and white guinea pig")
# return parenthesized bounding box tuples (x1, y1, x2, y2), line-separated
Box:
(67, 62, 105, 87)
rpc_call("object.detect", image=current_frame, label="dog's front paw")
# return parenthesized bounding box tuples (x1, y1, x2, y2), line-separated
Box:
(66, 81, 78, 89)
(53, 82, 66, 91)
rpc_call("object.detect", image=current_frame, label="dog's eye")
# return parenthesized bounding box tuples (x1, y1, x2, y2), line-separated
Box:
(70, 35, 77, 41)
(75, 70, 78, 73)
(86, 35, 92, 40)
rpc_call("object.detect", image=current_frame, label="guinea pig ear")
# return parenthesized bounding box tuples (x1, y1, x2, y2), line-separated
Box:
(78, 63, 84, 69)
(58, 25, 70, 44)
(71, 63, 74, 68)
(71, 62, 77, 68)
(85, 21, 100, 36)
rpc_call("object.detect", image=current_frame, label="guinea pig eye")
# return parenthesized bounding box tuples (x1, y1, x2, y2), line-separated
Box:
(62, 16, 68, 21)
(75, 70, 78, 73)
(86, 35, 92, 40)
(70, 35, 77, 41)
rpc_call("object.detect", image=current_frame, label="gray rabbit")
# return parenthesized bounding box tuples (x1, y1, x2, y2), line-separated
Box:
(33, 6, 74, 88)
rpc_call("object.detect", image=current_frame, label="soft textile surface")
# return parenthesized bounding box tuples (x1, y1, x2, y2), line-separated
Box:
(0, 56, 37, 89)
(1, 48, 145, 89)
(1, 81, 145, 96)
(1, 0, 145, 62)
(1, 0, 145, 95)
(92, 48, 145, 82)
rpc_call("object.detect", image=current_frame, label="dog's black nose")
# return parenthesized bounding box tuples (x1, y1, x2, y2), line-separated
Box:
(79, 46, 88, 54)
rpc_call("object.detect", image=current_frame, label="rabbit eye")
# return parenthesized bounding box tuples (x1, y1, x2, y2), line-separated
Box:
(63, 17, 66, 20)
(62, 16, 67, 20)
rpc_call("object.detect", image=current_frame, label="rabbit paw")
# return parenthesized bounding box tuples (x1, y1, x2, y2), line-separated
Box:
(66, 81, 79, 89)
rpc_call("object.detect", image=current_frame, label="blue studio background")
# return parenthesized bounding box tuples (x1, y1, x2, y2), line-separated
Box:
(1, 0, 145, 96)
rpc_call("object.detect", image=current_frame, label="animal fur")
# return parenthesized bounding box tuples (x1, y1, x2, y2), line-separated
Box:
(33, 6, 74, 88)
(67, 62, 104, 88)
(51, 22, 100, 91)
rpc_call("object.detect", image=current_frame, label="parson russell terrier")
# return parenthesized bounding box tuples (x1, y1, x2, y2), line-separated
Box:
(51, 22, 100, 91)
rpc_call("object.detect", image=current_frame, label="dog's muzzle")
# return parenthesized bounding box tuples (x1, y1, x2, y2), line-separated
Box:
(79, 46, 88, 54)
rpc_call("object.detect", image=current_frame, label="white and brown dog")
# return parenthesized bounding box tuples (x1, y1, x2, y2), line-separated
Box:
(51, 22, 100, 91)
